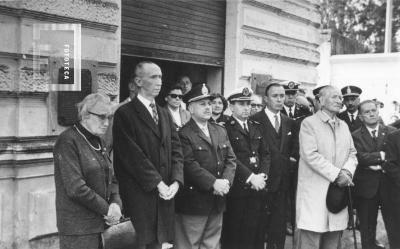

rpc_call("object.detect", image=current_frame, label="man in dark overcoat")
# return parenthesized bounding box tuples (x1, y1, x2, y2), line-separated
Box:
(221, 87, 271, 249)
(352, 100, 396, 249)
(113, 61, 183, 249)
(251, 83, 299, 249)
(174, 84, 236, 249)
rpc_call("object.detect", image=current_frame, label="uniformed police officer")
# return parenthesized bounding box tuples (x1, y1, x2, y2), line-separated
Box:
(281, 81, 311, 122)
(175, 84, 237, 249)
(337, 85, 363, 132)
(221, 87, 271, 249)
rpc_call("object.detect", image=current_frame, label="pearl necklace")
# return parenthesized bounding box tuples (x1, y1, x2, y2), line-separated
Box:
(74, 125, 101, 151)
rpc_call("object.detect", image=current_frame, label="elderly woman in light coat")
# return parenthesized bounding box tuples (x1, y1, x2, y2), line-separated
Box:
(296, 86, 358, 249)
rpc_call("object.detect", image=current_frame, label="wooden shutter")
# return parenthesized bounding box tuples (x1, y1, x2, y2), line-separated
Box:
(122, 0, 226, 66)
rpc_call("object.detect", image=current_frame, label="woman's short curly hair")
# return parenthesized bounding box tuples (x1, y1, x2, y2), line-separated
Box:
(76, 93, 111, 120)
(210, 93, 228, 112)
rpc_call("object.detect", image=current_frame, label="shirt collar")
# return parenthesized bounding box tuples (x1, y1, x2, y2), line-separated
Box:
(366, 124, 379, 135)
(348, 110, 358, 118)
(168, 106, 180, 113)
(264, 107, 280, 119)
(232, 116, 247, 129)
(194, 120, 208, 130)
(319, 110, 339, 125)
(137, 94, 153, 108)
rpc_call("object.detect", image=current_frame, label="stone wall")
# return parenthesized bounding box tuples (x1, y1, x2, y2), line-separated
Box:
(0, 1, 121, 248)
(224, 0, 321, 95)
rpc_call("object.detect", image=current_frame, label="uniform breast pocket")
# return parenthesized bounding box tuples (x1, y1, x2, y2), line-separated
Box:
(193, 146, 208, 159)
(218, 143, 229, 156)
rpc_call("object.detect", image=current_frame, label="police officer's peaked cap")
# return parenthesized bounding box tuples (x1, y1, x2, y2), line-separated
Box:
(227, 87, 253, 102)
(341, 85, 362, 97)
(183, 83, 211, 104)
(281, 80, 300, 94)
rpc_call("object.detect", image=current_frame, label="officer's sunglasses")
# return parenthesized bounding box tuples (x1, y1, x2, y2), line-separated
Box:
(169, 94, 183, 99)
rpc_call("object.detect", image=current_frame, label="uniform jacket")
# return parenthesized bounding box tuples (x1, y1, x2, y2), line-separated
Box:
(53, 126, 121, 236)
(210, 114, 230, 126)
(281, 104, 312, 122)
(296, 111, 358, 232)
(352, 124, 396, 198)
(251, 110, 299, 192)
(176, 119, 236, 215)
(113, 97, 184, 245)
(338, 110, 363, 132)
(225, 116, 271, 197)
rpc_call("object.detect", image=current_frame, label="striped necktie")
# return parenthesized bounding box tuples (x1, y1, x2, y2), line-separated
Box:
(149, 102, 158, 125)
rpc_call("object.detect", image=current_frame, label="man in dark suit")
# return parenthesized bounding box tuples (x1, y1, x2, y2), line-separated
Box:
(280, 81, 311, 236)
(382, 129, 400, 249)
(175, 84, 236, 249)
(251, 83, 299, 249)
(337, 85, 363, 132)
(113, 61, 184, 249)
(352, 100, 396, 249)
(221, 87, 271, 249)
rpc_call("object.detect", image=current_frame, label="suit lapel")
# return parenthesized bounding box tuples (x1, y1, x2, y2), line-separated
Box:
(377, 125, 388, 149)
(258, 111, 279, 146)
(208, 124, 219, 154)
(280, 114, 288, 152)
(132, 98, 161, 138)
(158, 107, 169, 144)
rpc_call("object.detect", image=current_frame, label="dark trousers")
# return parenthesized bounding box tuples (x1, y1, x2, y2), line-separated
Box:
(266, 190, 287, 249)
(356, 177, 399, 249)
(222, 195, 267, 249)
(287, 167, 298, 230)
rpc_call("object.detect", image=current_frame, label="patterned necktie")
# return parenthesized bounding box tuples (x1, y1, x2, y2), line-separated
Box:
(149, 102, 158, 125)
(274, 114, 280, 133)
(289, 107, 294, 119)
(350, 114, 354, 123)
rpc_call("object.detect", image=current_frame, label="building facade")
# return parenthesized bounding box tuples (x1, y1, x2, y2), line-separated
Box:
(0, 0, 320, 248)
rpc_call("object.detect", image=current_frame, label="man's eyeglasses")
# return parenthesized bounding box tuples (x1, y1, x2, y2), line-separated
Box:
(251, 104, 263, 108)
(169, 94, 183, 99)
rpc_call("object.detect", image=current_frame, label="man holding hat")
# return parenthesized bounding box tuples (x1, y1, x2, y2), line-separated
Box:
(221, 87, 271, 249)
(175, 84, 236, 249)
(338, 85, 363, 132)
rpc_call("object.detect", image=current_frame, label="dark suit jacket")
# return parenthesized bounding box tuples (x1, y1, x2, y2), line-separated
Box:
(113, 97, 183, 245)
(225, 117, 271, 197)
(54, 126, 121, 236)
(352, 125, 396, 198)
(338, 110, 363, 132)
(251, 110, 299, 192)
(176, 119, 236, 215)
(384, 130, 400, 188)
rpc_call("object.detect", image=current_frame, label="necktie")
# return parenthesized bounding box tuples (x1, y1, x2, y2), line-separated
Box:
(350, 114, 354, 123)
(149, 102, 158, 125)
(243, 122, 249, 133)
(289, 107, 293, 119)
(274, 114, 280, 133)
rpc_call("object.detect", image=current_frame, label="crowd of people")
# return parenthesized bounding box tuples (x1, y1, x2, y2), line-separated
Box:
(53, 60, 400, 249)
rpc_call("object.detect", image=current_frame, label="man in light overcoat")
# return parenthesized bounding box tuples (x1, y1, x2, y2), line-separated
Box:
(296, 86, 358, 249)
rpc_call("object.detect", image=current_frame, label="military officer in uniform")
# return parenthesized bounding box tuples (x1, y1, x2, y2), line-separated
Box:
(281, 81, 311, 122)
(338, 85, 363, 132)
(221, 87, 271, 249)
(175, 84, 237, 249)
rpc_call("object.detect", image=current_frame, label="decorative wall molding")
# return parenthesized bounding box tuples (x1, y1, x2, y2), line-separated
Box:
(0, 5, 118, 33)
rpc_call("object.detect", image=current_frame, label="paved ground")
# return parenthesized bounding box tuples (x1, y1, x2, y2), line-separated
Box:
(283, 211, 389, 249)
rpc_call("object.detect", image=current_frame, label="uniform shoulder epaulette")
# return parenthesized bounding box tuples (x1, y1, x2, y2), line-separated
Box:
(250, 120, 260, 125)
(212, 122, 226, 128)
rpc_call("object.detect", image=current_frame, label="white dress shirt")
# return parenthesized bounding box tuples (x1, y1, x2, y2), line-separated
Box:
(168, 107, 182, 127)
(264, 107, 281, 127)
(232, 116, 248, 131)
(137, 94, 155, 117)
(347, 110, 358, 121)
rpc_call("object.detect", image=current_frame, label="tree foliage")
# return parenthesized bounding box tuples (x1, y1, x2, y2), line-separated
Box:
(320, 0, 400, 53)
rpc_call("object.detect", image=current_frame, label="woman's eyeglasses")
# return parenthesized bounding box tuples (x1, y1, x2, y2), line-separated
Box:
(251, 104, 263, 108)
(169, 94, 183, 99)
